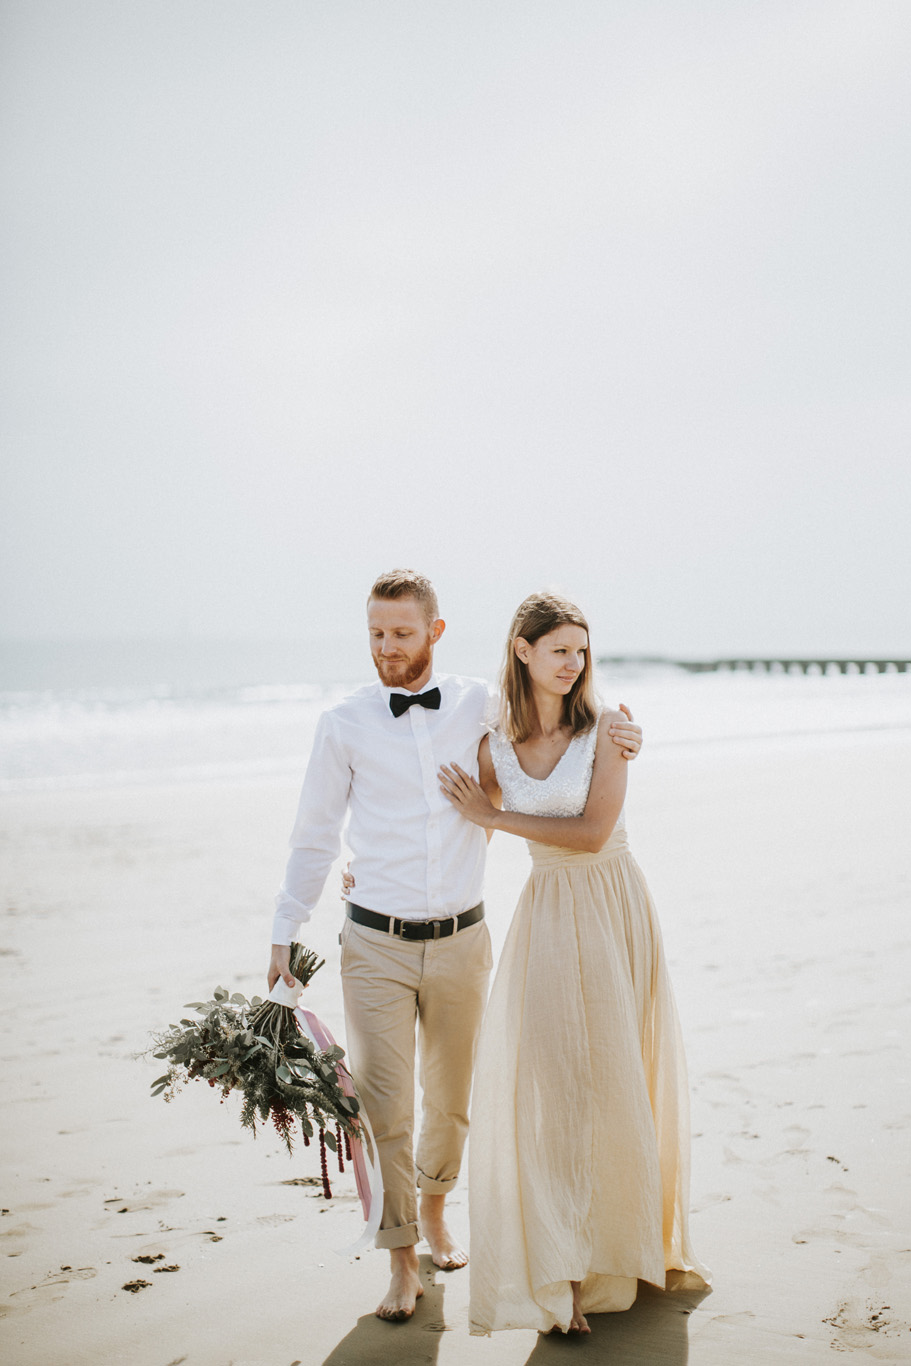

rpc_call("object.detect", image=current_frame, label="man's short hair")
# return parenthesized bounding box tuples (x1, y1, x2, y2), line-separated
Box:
(368, 569, 440, 623)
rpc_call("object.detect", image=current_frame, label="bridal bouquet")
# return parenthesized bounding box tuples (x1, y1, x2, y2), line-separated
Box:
(150, 944, 361, 1200)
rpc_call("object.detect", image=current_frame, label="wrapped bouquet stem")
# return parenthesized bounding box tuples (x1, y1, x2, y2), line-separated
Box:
(150, 943, 382, 1249)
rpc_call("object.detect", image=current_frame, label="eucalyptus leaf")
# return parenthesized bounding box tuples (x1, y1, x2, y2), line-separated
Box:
(150, 949, 360, 1157)
(323, 1129, 337, 1152)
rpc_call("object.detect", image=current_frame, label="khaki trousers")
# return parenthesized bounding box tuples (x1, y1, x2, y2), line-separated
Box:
(340, 915, 493, 1249)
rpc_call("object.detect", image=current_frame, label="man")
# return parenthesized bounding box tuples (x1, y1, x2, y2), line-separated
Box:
(268, 569, 641, 1321)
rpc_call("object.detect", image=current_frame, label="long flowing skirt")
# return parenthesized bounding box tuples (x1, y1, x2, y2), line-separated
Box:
(468, 829, 710, 1334)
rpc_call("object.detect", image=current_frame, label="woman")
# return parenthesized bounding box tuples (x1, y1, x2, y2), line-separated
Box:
(439, 592, 710, 1335)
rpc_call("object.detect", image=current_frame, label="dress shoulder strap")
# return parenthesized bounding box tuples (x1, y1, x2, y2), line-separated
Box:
(486, 727, 516, 788)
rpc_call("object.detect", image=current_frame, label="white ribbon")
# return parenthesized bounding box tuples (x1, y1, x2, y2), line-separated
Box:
(267, 977, 304, 1007)
(329, 1101, 384, 1258)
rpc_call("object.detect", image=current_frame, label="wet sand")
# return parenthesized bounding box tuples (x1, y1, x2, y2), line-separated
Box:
(1, 730, 909, 1363)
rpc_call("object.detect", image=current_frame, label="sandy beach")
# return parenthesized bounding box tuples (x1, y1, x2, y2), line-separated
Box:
(2, 729, 909, 1364)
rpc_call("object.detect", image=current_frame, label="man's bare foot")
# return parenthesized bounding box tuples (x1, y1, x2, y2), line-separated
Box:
(569, 1280, 591, 1333)
(375, 1246, 423, 1321)
(420, 1192, 468, 1270)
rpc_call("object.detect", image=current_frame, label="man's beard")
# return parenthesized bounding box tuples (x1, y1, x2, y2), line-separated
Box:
(372, 639, 433, 688)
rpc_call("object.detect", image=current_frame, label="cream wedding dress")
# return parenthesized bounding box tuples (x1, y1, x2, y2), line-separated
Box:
(468, 721, 710, 1334)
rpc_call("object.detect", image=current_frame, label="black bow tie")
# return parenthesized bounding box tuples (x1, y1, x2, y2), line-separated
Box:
(389, 686, 442, 718)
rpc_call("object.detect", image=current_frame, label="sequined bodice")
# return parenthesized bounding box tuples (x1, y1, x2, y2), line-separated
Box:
(488, 724, 599, 817)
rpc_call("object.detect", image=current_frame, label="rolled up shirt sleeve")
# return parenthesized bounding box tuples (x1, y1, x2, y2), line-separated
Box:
(271, 712, 352, 945)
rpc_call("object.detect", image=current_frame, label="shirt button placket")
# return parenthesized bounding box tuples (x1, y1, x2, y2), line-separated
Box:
(410, 707, 443, 915)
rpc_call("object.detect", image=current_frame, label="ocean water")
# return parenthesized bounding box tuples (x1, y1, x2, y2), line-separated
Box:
(1, 640, 909, 792)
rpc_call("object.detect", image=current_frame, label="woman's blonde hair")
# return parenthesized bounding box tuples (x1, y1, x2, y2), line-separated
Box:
(499, 592, 599, 743)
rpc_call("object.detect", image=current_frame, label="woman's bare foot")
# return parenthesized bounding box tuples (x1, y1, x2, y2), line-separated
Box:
(420, 1192, 468, 1270)
(569, 1280, 591, 1333)
(375, 1246, 424, 1321)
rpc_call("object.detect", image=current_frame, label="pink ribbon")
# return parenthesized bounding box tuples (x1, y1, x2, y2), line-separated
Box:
(295, 1005, 384, 1255)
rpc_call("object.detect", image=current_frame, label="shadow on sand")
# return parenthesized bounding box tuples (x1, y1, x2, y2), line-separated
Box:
(322, 1254, 445, 1366)
(321, 1267, 710, 1366)
(524, 1278, 712, 1366)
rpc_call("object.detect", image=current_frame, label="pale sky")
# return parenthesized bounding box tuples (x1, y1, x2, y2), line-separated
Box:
(2, 0, 909, 659)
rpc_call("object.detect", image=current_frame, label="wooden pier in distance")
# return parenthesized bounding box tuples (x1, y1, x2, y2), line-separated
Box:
(597, 655, 911, 675)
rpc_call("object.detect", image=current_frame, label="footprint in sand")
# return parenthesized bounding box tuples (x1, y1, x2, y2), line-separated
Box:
(769, 1124, 815, 1164)
(104, 1189, 185, 1214)
(0, 1218, 38, 1257)
(824, 1296, 908, 1350)
(127, 1223, 226, 1266)
(794, 1194, 895, 1252)
(691, 1191, 732, 1213)
(861, 1249, 911, 1291)
(825, 1182, 861, 1210)
(5, 1266, 98, 1314)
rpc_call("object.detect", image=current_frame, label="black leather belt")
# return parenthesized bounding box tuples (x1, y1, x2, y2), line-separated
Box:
(345, 901, 484, 940)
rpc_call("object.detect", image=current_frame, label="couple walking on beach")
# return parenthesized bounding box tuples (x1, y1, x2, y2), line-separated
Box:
(268, 568, 709, 1335)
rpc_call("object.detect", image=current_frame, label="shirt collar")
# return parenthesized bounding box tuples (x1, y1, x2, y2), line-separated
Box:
(384, 670, 441, 699)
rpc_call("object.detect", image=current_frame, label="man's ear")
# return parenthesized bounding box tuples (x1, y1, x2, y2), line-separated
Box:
(513, 636, 530, 663)
(430, 618, 446, 644)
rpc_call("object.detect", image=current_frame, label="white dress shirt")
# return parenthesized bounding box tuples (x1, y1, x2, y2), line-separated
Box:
(272, 672, 494, 945)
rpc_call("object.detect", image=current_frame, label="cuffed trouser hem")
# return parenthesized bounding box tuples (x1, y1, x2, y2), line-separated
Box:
(375, 1221, 420, 1250)
(416, 1170, 458, 1195)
